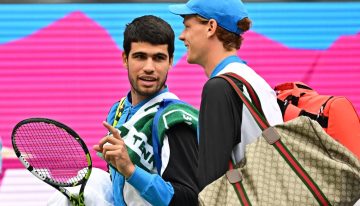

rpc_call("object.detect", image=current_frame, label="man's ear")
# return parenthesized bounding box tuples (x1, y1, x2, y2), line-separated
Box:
(207, 19, 217, 37)
(122, 52, 128, 69)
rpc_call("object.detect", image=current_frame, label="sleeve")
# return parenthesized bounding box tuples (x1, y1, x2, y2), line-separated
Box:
(126, 166, 174, 206)
(126, 123, 199, 206)
(197, 77, 243, 190)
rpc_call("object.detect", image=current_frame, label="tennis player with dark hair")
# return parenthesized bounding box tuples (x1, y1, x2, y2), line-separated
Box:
(94, 15, 199, 206)
(169, 0, 283, 190)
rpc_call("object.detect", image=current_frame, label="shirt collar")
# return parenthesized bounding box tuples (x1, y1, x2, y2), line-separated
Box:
(209, 55, 246, 78)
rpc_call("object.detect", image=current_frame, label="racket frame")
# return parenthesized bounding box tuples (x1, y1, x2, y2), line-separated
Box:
(11, 118, 92, 206)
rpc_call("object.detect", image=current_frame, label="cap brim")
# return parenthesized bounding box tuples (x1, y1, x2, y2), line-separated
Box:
(169, 4, 196, 16)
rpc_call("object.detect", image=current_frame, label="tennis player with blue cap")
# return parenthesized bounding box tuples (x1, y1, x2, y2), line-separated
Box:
(169, 0, 284, 191)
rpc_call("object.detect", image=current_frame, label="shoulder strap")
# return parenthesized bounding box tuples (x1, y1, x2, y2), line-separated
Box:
(221, 73, 264, 116)
(218, 73, 270, 130)
(112, 97, 126, 127)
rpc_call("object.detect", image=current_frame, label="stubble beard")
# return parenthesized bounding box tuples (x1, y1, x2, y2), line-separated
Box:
(129, 74, 168, 97)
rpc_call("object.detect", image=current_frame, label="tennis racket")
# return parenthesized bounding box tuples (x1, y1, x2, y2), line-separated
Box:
(11, 118, 92, 206)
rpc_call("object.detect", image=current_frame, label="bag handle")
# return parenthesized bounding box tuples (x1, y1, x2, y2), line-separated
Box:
(218, 73, 331, 206)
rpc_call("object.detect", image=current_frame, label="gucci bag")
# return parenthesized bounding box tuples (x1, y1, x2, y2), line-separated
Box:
(198, 73, 360, 206)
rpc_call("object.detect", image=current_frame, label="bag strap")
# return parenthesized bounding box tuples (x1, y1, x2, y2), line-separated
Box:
(227, 160, 252, 206)
(222, 73, 264, 116)
(218, 73, 269, 130)
(218, 73, 331, 206)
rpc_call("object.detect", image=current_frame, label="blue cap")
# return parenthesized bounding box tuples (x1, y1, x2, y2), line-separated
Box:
(169, 0, 248, 35)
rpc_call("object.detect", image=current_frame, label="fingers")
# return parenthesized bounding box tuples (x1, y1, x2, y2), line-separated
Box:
(102, 142, 124, 151)
(94, 134, 123, 151)
(94, 121, 121, 148)
(102, 137, 126, 159)
(101, 144, 135, 178)
(105, 135, 123, 146)
(102, 121, 121, 139)
(93, 144, 101, 152)
(101, 142, 128, 166)
(93, 135, 110, 150)
(96, 122, 135, 178)
(94, 122, 126, 165)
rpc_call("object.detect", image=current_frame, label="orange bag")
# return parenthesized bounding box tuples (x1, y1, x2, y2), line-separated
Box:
(275, 82, 360, 158)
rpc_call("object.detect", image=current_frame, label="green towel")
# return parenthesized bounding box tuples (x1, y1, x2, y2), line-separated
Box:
(118, 93, 198, 173)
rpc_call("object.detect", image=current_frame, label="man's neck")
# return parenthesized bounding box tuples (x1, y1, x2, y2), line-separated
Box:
(130, 87, 166, 106)
(130, 93, 144, 106)
(203, 49, 237, 78)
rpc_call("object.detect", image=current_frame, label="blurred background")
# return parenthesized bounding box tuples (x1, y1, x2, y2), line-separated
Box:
(0, 0, 359, 205)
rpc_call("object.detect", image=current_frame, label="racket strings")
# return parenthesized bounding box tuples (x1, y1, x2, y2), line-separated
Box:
(14, 122, 89, 185)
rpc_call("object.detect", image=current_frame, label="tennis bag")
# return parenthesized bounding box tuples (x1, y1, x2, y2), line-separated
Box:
(198, 73, 360, 206)
(275, 82, 360, 158)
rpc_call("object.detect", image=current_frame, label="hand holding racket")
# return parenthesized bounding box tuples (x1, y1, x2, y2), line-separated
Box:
(11, 118, 92, 206)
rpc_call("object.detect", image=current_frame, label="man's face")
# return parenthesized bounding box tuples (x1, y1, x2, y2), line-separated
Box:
(123, 42, 172, 103)
(179, 15, 209, 65)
